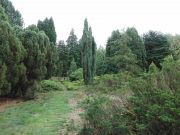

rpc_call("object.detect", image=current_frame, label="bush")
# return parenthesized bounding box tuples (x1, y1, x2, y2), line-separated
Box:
(62, 80, 83, 91)
(126, 58, 180, 135)
(80, 96, 130, 135)
(80, 57, 180, 135)
(69, 68, 83, 81)
(40, 80, 65, 91)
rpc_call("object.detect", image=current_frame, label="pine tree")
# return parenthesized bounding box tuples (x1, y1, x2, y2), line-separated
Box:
(81, 19, 96, 85)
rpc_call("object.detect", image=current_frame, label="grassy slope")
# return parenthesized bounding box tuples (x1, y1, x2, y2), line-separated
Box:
(0, 91, 73, 135)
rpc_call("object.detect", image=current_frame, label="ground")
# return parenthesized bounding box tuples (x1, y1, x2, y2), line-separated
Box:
(0, 89, 85, 135)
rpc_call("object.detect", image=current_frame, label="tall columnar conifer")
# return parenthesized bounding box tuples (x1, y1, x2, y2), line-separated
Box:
(81, 19, 96, 85)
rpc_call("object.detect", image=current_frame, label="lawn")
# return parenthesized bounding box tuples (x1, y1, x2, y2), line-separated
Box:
(0, 91, 73, 135)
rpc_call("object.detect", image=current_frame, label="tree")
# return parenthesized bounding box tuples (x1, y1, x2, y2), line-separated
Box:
(66, 29, 81, 68)
(106, 30, 138, 74)
(96, 46, 106, 76)
(144, 31, 170, 69)
(167, 34, 180, 60)
(0, 0, 24, 26)
(56, 40, 69, 77)
(0, 6, 26, 97)
(81, 19, 96, 85)
(68, 58, 77, 75)
(37, 17, 57, 44)
(126, 27, 147, 69)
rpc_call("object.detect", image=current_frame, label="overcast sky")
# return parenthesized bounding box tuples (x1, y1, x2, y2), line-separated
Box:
(10, 0, 180, 46)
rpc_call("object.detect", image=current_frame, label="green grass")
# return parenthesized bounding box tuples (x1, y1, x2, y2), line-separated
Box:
(0, 91, 73, 135)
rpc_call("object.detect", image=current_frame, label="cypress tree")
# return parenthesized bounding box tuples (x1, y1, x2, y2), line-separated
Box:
(81, 19, 96, 85)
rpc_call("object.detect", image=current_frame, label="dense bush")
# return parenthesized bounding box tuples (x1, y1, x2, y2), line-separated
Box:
(80, 96, 130, 135)
(40, 80, 65, 91)
(69, 68, 83, 81)
(80, 57, 180, 135)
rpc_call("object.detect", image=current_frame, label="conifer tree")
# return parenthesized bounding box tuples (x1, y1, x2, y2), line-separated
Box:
(66, 29, 81, 68)
(81, 19, 96, 85)
(37, 17, 57, 44)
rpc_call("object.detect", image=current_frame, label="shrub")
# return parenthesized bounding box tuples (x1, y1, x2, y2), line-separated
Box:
(69, 68, 83, 81)
(80, 96, 130, 135)
(80, 57, 180, 135)
(40, 80, 65, 91)
(127, 57, 180, 135)
(62, 80, 83, 91)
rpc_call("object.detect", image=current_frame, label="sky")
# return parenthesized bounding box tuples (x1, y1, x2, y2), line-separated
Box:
(10, 0, 180, 46)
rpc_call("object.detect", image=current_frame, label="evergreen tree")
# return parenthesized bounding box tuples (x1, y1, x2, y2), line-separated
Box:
(0, 0, 24, 26)
(167, 34, 180, 60)
(96, 46, 106, 76)
(144, 31, 170, 69)
(0, 6, 26, 97)
(66, 29, 81, 67)
(68, 58, 77, 75)
(37, 17, 57, 44)
(81, 19, 96, 85)
(126, 27, 147, 69)
(57, 40, 69, 77)
(105, 30, 138, 74)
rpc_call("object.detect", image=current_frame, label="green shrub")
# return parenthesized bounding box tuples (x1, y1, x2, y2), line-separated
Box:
(126, 57, 180, 135)
(62, 80, 83, 91)
(80, 57, 180, 135)
(69, 68, 83, 81)
(80, 96, 130, 135)
(40, 80, 65, 91)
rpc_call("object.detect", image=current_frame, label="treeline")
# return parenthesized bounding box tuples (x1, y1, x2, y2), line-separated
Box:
(0, 0, 57, 98)
(1, 0, 180, 98)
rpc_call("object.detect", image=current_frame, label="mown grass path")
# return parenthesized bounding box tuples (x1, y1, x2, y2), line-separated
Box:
(0, 91, 74, 135)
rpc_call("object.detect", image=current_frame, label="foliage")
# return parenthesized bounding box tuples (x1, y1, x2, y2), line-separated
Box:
(143, 31, 170, 69)
(126, 27, 147, 69)
(37, 17, 57, 44)
(80, 57, 180, 135)
(167, 34, 180, 60)
(40, 80, 66, 91)
(0, 9, 26, 97)
(80, 96, 130, 135)
(67, 29, 81, 68)
(69, 68, 83, 81)
(81, 19, 96, 85)
(128, 58, 180, 135)
(96, 46, 106, 76)
(56, 40, 69, 77)
(68, 58, 78, 75)
(105, 30, 139, 74)
(62, 80, 83, 91)
(0, 0, 24, 26)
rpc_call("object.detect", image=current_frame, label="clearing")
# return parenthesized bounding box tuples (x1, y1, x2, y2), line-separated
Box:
(0, 90, 85, 135)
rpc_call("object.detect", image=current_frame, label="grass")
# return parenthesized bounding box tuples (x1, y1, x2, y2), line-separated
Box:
(0, 91, 73, 135)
